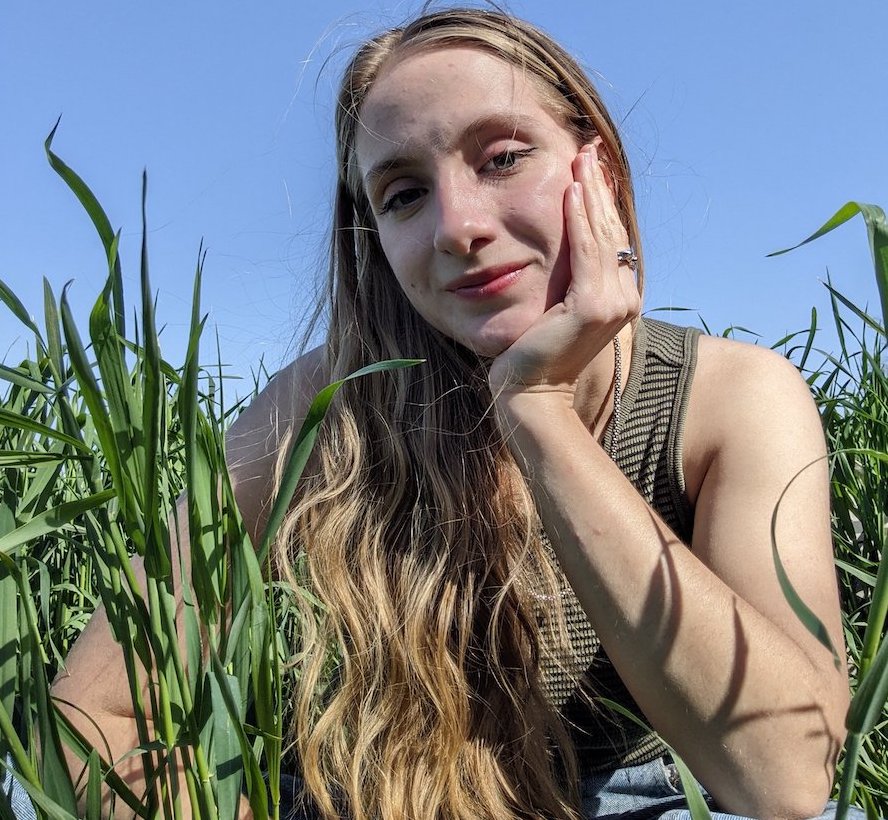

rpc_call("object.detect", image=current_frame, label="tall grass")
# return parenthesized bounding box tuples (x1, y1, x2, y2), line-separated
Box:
(0, 134, 416, 819)
(770, 202, 888, 819)
(0, 143, 885, 818)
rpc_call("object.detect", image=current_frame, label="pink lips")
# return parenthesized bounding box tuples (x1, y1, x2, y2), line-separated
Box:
(448, 264, 527, 298)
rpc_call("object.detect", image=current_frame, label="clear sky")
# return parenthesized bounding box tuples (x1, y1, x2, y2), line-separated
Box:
(3, 1, 886, 399)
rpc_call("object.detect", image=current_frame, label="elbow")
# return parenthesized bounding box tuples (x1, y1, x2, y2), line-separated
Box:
(711, 710, 846, 820)
(752, 792, 833, 820)
(716, 774, 833, 820)
(729, 747, 841, 820)
(759, 682, 849, 819)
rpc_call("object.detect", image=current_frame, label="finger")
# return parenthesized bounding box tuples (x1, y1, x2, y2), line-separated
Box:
(576, 144, 628, 259)
(564, 179, 604, 298)
(572, 148, 630, 293)
(572, 147, 640, 319)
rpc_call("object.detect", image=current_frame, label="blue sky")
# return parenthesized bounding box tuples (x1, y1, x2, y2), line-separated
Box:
(3, 1, 886, 399)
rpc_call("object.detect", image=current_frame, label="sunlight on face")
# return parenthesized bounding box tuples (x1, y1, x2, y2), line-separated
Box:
(356, 46, 583, 357)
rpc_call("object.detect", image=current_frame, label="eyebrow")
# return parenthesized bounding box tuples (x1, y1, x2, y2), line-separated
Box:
(361, 112, 546, 192)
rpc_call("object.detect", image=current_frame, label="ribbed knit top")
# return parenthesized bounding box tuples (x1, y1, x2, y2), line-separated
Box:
(539, 317, 701, 772)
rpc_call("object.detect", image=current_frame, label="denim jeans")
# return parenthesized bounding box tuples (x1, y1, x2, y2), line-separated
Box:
(2, 753, 35, 820)
(579, 757, 866, 820)
(276, 757, 868, 820)
(1, 755, 870, 819)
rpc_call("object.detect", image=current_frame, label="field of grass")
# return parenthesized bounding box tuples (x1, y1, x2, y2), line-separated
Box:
(0, 145, 886, 819)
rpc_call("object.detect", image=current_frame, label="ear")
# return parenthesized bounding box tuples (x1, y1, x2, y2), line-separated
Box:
(591, 135, 619, 202)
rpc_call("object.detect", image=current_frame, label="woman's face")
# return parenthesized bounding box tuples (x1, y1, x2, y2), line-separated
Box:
(355, 46, 591, 357)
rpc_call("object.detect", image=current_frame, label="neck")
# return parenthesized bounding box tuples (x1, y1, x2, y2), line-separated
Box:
(574, 323, 634, 442)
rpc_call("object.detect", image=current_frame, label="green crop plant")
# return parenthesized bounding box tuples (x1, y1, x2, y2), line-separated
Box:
(770, 203, 888, 819)
(0, 129, 417, 819)
(0, 132, 885, 819)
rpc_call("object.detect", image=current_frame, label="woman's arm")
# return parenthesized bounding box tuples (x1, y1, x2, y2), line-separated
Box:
(497, 339, 847, 820)
(489, 143, 847, 820)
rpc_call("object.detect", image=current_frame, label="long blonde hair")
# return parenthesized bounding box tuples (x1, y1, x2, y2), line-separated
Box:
(276, 9, 642, 819)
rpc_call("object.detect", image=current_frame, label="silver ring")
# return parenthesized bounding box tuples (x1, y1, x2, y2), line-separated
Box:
(616, 248, 638, 272)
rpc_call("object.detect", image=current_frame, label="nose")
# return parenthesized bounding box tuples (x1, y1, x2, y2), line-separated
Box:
(432, 176, 494, 256)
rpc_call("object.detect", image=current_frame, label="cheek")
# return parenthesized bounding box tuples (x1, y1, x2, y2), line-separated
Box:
(377, 234, 416, 294)
(514, 156, 574, 240)
(377, 241, 442, 330)
(377, 222, 434, 291)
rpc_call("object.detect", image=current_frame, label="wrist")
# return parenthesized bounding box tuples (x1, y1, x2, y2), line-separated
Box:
(492, 387, 580, 429)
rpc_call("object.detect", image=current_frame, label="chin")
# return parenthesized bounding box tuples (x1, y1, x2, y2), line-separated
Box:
(455, 331, 522, 361)
(435, 311, 540, 360)
(471, 316, 539, 359)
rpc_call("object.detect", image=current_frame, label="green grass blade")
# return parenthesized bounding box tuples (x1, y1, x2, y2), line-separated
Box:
(823, 282, 885, 337)
(799, 306, 817, 371)
(178, 254, 224, 611)
(861, 783, 880, 820)
(43, 277, 65, 383)
(597, 697, 712, 820)
(768, 201, 888, 335)
(258, 358, 423, 563)
(0, 557, 78, 812)
(52, 699, 147, 817)
(0, 451, 85, 467)
(859, 204, 888, 334)
(858, 549, 888, 681)
(44, 120, 114, 254)
(847, 634, 888, 736)
(0, 489, 115, 556)
(770, 455, 842, 665)
(208, 669, 245, 820)
(768, 202, 864, 258)
(44, 119, 125, 336)
(0, 277, 44, 345)
(0, 408, 88, 452)
(0, 364, 54, 394)
(0, 756, 79, 820)
(835, 558, 877, 589)
(0, 566, 16, 728)
(61, 283, 147, 553)
(836, 732, 864, 820)
(209, 652, 268, 820)
(138, 170, 165, 576)
(0, 699, 39, 789)
(59, 285, 117, 458)
(772, 532, 839, 663)
(84, 749, 103, 820)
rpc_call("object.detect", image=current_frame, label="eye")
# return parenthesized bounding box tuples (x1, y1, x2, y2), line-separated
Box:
(379, 185, 426, 215)
(482, 147, 536, 173)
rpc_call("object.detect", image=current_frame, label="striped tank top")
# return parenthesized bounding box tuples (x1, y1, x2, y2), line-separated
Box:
(539, 317, 702, 772)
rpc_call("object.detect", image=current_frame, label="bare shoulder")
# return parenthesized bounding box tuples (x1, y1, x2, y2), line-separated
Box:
(683, 333, 824, 507)
(227, 345, 328, 455)
(226, 345, 329, 543)
(680, 333, 844, 674)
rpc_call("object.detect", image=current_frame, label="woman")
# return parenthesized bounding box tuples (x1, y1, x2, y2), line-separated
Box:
(53, 8, 852, 820)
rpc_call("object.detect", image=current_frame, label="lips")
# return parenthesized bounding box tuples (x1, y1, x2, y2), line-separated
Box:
(447, 263, 528, 297)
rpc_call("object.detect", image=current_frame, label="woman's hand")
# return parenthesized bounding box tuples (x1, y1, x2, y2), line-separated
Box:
(487, 142, 641, 398)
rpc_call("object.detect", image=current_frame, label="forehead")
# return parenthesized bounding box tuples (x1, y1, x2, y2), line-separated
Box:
(355, 46, 565, 175)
